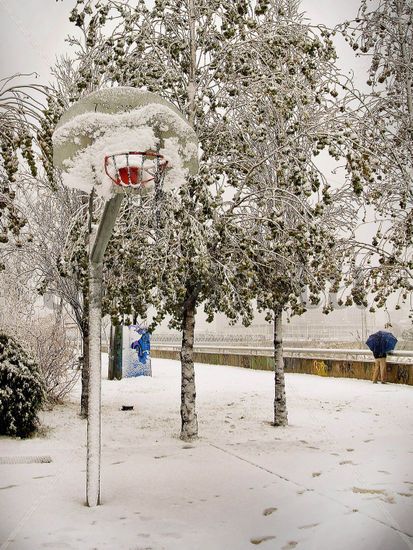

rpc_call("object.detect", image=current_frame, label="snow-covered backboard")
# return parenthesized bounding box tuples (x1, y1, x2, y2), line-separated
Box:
(52, 87, 199, 197)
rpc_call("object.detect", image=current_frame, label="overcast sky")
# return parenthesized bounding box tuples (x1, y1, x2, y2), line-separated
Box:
(0, 0, 368, 84)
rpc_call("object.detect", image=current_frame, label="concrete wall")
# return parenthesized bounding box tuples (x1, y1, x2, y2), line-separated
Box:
(151, 349, 413, 386)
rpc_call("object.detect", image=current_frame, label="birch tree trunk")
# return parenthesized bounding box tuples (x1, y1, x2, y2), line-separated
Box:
(80, 287, 89, 418)
(180, 289, 198, 441)
(273, 307, 288, 426)
(178, 0, 198, 442)
(187, 0, 197, 127)
(80, 190, 94, 417)
(396, 0, 413, 122)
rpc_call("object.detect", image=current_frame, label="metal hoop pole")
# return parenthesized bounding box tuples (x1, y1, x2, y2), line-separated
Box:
(87, 258, 103, 507)
(87, 193, 123, 507)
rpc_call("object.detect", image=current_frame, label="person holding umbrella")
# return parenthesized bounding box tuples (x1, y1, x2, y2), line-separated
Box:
(366, 330, 398, 384)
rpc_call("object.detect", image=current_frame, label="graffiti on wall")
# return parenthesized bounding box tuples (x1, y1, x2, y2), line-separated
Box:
(313, 360, 328, 377)
(340, 361, 355, 377)
(397, 365, 409, 385)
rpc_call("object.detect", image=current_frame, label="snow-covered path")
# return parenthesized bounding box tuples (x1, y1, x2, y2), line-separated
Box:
(0, 358, 412, 550)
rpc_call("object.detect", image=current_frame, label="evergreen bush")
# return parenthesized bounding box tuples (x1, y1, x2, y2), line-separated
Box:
(0, 333, 45, 437)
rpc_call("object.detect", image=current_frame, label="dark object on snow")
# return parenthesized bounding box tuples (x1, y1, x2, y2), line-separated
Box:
(366, 331, 398, 359)
(0, 333, 45, 437)
(0, 455, 52, 464)
(121, 405, 134, 411)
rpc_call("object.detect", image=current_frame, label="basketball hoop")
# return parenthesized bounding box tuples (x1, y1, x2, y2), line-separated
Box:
(104, 150, 168, 188)
(53, 87, 198, 198)
(51, 87, 199, 509)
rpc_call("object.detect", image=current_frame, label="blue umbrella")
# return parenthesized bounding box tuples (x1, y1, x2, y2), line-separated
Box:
(366, 331, 397, 359)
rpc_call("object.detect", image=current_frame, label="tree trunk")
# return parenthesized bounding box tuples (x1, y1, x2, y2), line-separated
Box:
(180, 290, 198, 441)
(187, 0, 197, 127)
(80, 287, 90, 418)
(80, 190, 94, 418)
(179, 4, 198, 441)
(396, 0, 413, 123)
(113, 325, 123, 380)
(108, 324, 115, 380)
(273, 307, 288, 426)
(108, 324, 123, 381)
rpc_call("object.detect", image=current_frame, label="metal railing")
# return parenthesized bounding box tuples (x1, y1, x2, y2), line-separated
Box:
(151, 342, 413, 364)
(151, 325, 383, 343)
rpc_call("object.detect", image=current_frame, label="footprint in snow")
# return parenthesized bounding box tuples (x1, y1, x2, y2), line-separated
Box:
(312, 472, 321, 477)
(282, 542, 298, 549)
(298, 523, 319, 530)
(250, 536, 276, 545)
(42, 543, 72, 548)
(351, 488, 392, 504)
(161, 532, 181, 539)
(263, 507, 277, 516)
(339, 460, 356, 465)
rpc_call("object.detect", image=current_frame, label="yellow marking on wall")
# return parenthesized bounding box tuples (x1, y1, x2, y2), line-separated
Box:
(313, 360, 328, 377)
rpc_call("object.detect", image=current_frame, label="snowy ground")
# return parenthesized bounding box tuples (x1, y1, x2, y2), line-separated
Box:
(1, 357, 412, 550)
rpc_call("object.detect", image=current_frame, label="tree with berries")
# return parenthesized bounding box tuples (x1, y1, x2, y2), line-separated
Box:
(339, 0, 413, 318)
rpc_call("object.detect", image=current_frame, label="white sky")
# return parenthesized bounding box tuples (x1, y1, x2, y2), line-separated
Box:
(0, 0, 368, 84)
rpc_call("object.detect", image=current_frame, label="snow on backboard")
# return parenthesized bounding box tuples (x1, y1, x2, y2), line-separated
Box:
(52, 87, 198, 197)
